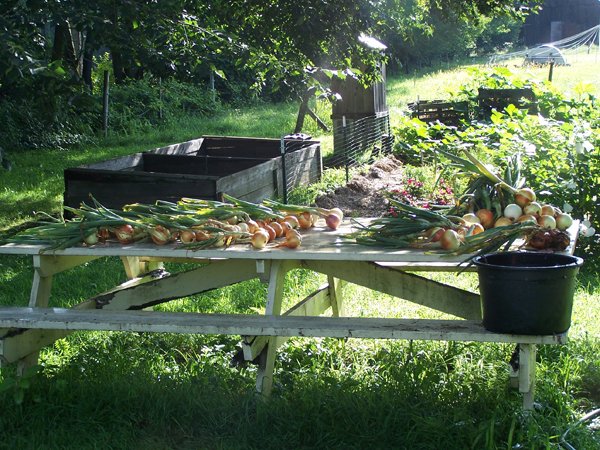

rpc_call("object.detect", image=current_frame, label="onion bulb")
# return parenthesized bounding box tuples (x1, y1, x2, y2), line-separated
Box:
(325, 213, 342, 230)
(556, 213, 573, 231)
(503, 204, 522, 220)
(269, 221, 284, 238)
(515, 188, 536, 208)
(516, 215, 538, 225)
(440, 229, 461, 251)
(298, 212, 312, 230)
(251, 229, 269, 249)
(180, 229, 196, 243)
(246, 220, 260, 233)
(277, 229, 302, 249)
(462, 213, 480, 225)
(149, 225, 171, 245)
(466, 223, 485, 236)
(540, 204, 556, 217)
(283, 215, 300, 229)
(538, 214, 557, 229)
(262, 224, 276, 242)
(328, 208, 344, 221)
(83, 229, 99, 246)
(523, 202, 542, 216)
(114, 224, 135, 244)
(195, 230, 210, 241)
(475, 209, 494, 229)
(494, 217, 513, 227)
(426, 227, 445, 242)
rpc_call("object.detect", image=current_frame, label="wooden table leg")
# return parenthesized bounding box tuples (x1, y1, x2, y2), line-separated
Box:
(328, 276, 345, 317)
(518, 343, 537, 410)
(255, 260, 291, 396)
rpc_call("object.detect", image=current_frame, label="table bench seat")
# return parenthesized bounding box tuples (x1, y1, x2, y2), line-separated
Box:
(0, 307, 566, 345)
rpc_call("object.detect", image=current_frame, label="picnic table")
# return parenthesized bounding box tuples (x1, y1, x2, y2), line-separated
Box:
(0, 219, 576, 410)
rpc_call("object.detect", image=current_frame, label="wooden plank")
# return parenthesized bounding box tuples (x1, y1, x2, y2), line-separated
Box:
(74, 153, 144, 171)
(200, 136, 281, 158)
(0, 308, 567, 344)
(302, 260, 481, 320)
(217, 158, 279, 200)
(150, 138, 204, 156)
(142, 154, 271, 176)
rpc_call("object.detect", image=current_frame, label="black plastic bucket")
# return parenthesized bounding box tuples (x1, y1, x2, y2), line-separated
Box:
(473, 252, 583, 335)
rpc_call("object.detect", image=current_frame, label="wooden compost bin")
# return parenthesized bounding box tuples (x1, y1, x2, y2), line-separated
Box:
(64, 135, 321, 210)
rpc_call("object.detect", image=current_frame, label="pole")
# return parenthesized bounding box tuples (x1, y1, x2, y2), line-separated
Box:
(548, 61, 554, 82)
(102, 70, 110, 137)
(280, 137, 288, 204)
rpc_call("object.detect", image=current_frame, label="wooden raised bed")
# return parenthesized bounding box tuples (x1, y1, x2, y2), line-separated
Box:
(64, 135, 321, 210)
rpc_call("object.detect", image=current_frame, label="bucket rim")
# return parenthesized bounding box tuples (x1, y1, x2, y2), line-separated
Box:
(472, 251, 584, 270)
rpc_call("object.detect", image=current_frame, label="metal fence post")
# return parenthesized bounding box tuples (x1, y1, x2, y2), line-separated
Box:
(280, 137, 288, 204)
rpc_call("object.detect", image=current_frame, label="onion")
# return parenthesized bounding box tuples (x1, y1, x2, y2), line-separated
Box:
(114, 224, 135, 244)
(262, 224, 276, 242)
(195, 230, 211, 241)
(298, 212, 312, 230)
(426, 227, 445, 242)
(462, 213, 480, 225)
(327, 208, 344, 221)
(515, 188, 536, 208)
(538, 214, 557, 229)
(180, 229, 196, 243)
(503, 204, 522, 220)
(149, 225, 171, 245)
(556, 213, 573, 231)
(251, 229, 269, 249)
(83, 229, 99, 246)
(516, 214, 538, 225)
(276, 229, 302, 249)
(523, 202, 542, 216)
(310, 213, 320, 227)
(270, 221, 284, 238)
(283, 215, 300, 229)
(441, 229, 461, 251)
(246, 220, 260, 233)
(540, 204, 556, 217)
(467, 223, 485, 236)
(98, 228, 111, 241)
(237, 222, 249, 233)
(475, 209, 494, 229)
(325, 213, 342, 230)
(494, 217, 513, 227)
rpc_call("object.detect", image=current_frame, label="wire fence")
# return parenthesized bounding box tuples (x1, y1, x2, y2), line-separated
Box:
(326, 114, 394, 183)
(279, 135, 322, 203)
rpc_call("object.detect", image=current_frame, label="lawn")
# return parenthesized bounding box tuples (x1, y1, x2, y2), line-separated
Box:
(1, 56, 599, 449)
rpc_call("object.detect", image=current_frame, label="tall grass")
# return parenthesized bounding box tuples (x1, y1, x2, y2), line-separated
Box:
(1, 58, 600, 449)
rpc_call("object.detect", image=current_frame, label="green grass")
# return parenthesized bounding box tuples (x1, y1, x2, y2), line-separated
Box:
(1, 59, 600, 449)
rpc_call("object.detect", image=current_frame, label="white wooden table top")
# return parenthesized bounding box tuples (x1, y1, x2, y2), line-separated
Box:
(0, 219, 579, 264)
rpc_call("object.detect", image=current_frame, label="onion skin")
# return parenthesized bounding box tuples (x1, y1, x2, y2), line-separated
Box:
(515, 188, 536, 208)
(246, 220, 260, 233)
(180, 229, 196, 243)
(540, 204, 556, 217)
(503, 204, 522, 220)
(269, 221, 284, 238)
(325, 214, 342, 230)
(440, 229, 461, 251)
(83, 230, 99, 246)
(538, 214, 557, 229)
(298, 212, 312, 230)
(328, 208, 344, 221)
(195, 230, 211, 241)
(462, 213, 480, 225)
(283, 215, 300, 229)
(149, 225, 171, 245)
(494, 217, 513, 227)
(114, 224, 135, 244)
(262, 224, 276, 242)
(475, 209, 494, 229)
(278, 229, 302, 249)
(251, 229, 269, 249)
(556, 213, 573, 231)
(467, 223, 485, 236)
(523, 202, 542, 216)
(426, 227, 445, 242)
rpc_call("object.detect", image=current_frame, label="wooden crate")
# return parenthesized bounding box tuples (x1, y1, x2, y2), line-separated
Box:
(478, 88, 538, 118)
(64, 136, 321, 210)
(408, 100, 468, 126)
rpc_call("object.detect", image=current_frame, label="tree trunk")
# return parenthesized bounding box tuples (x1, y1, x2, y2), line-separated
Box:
(82, 29, 94, 92)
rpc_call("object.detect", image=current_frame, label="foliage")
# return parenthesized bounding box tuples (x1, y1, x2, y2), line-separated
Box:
(392, 67, 600, 268)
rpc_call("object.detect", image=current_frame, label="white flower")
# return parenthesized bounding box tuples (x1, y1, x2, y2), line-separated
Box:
(583, 219, 592, 228)
(566, 181, 577, 190)
(563, 202, 573, 213)
(585, 226, 596, 237)
(583, 141, 595, 152)
(575, 142, 584, 154)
